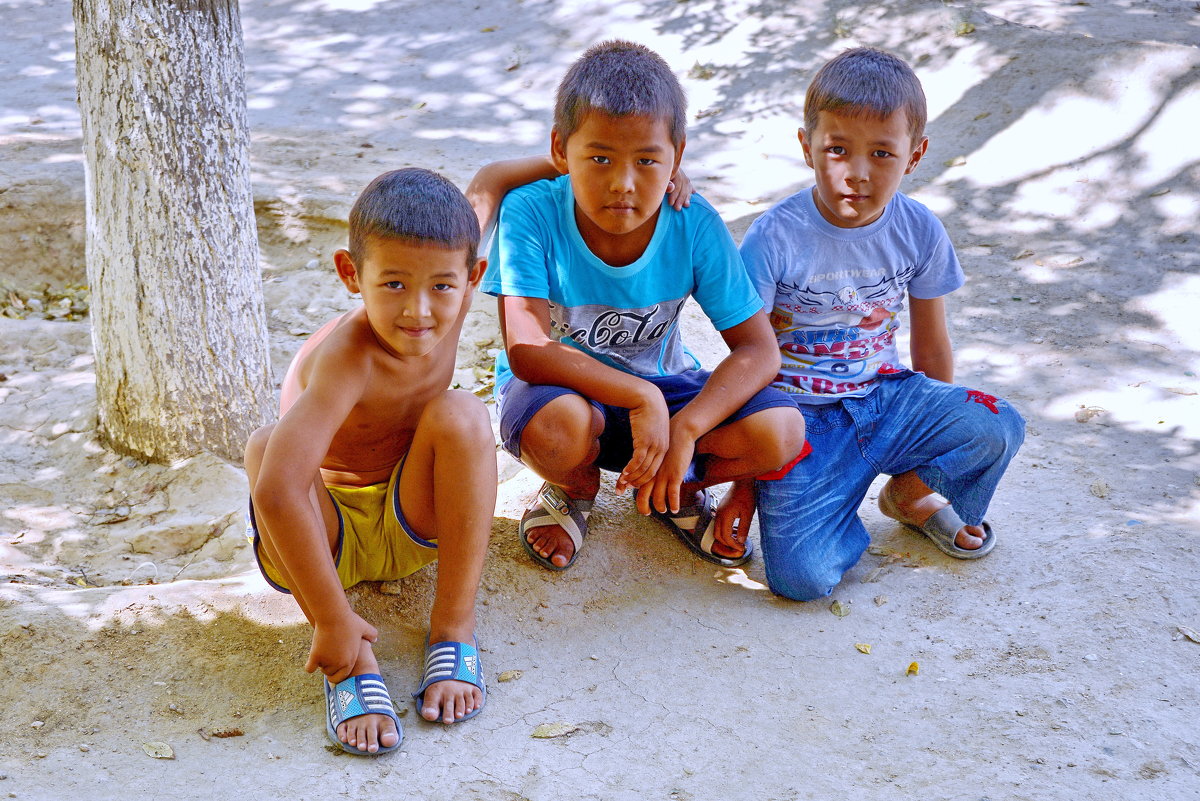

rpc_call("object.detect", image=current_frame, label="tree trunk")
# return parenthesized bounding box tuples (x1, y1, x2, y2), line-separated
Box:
(73, 0, 272, 464)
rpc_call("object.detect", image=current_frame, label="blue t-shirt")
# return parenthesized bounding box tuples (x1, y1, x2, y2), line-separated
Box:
(740, 187, 964, 404)
(482, 175, 762, 387)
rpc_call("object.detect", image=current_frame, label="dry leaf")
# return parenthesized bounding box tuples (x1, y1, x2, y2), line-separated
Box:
(874, 595, 888, 606)
(1014, 249, 1035, 260)
(830, 600, 850, 617)
(480, 26, 496, 32)
(1178, 626, 1200, 644)
(498, 670, 523, 682)
(956, 21, 976, 35)
(211, 728, 243, 738)
(1165, 387, 1197, 396)
(861, 566, 885, 583)
(906, 661, 919, 676)
(532, 722, 579, 739)
(142, 741, 175, 759)
(855, 643, 872, 654)
(944, 156, 967, 167)
(1149, 188, 1171, 197)
(1089, 481, 1111, 499)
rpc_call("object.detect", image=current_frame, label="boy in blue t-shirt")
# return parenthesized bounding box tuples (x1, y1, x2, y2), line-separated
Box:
(476, 40, 806, 571)
(723, 47, 1026, 601)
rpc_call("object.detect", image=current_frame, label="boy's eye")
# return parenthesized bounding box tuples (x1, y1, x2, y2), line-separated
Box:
(828, 146, 846, 155)
(433, 283, 453, 291)
(637, 158, 657, 166)
(384, 281, 404, 289)
(873, 150, 893, 158)
(591, 156, 610, 165)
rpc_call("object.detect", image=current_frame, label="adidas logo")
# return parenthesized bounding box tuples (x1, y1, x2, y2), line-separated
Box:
(339, 689, 355, 711)
(464, 655, 477, 676)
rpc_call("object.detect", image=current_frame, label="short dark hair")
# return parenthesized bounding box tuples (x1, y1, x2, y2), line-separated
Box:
(554, 40, 687, 147)
(348, 168, 479, 266)
(804, 47, 927, 144)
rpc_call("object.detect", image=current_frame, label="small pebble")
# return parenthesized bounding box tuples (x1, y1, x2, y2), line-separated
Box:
(589, 655, 599, 661)
(30, 721, 44, 729)
(79, 744, 90, 752)
(306, 259, 320, 270)
(1083, 654, 1098, 662)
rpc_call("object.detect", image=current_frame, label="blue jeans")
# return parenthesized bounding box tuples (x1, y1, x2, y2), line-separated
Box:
(754, 371, 1025, 601)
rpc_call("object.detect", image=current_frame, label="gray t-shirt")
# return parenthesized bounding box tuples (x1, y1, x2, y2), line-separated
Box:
(740, 187, 964, 404)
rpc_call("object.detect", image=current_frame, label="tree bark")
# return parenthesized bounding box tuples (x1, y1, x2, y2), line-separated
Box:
(73, 0, 272, 463)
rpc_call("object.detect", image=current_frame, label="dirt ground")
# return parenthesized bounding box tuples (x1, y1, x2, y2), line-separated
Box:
(1, 1, 1199, 799)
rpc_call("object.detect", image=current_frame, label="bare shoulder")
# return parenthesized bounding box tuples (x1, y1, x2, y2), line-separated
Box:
(290, 310, 374, 393)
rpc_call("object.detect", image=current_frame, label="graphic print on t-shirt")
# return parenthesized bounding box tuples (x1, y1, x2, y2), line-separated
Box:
(769, 264, 912, 397)
(548, 297, 690, 376)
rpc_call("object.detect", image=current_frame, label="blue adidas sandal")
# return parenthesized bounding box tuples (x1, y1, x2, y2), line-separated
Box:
(324, 673, 403, 755)
(412, 639, 487, 723)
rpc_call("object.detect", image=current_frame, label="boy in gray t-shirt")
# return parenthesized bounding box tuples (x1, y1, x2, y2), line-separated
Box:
(724, 47, 1026, 601)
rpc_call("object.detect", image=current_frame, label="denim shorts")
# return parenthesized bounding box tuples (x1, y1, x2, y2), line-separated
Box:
(754, 370, 1025, 601)
(497, 368, 798, 475)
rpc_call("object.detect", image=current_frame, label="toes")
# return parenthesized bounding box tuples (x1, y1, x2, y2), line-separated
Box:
(530, 525, 573, 564)
(339, 716, 396, 752)
(957, 526, 985, 550)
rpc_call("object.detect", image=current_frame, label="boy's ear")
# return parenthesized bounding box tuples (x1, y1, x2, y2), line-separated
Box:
(550, 128, 570, 174)
(905, 136, 930, 175)
(671, 135, 686, 175)
(467, 257, 486, 288)
(797, 127, 815, 169)
(333, 249, 362, 294)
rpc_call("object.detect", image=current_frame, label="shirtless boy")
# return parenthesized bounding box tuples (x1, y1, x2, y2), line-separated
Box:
(244, 168, 495, 754)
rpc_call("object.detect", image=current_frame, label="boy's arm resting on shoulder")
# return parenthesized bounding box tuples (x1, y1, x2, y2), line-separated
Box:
(466, 156, 560, 235)
(908, 294, 954, 383)
(645, 310, 781, 514)
(501, 294, 669, 491)
(251, 347, 377, 683)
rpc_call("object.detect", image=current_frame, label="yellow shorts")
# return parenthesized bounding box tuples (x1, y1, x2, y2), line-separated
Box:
(247, 456, 437, 592)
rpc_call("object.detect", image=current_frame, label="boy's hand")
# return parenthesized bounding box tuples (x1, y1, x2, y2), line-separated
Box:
(638, 422, 698, 516)
(666, 168, 693, 211)
(616, 391, 670, 495)
(306, 611, 379, 685)
(715, 479, 756, 555)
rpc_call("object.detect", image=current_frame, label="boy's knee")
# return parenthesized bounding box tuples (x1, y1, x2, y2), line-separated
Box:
(997, 402, 1026, 450)
(739, 406, 806, 470)
(977, 400, 1026, 462)
(764, 559, 839, 602)
(766, 406, 807, 466)
(244, 423, 275, 467)
(423, 390, 492, 443)
(521, 395, 601, 464)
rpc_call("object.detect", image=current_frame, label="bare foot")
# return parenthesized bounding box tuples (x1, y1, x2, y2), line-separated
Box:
(333, 640, 401, 753)
(878, 475, 986, 551)
(524, 519, 579, 568)
(667, 487, 745, 559)
(419, 677, 484, 723)
(418, 633, 485, 723)
(522, 484, 595, 568)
